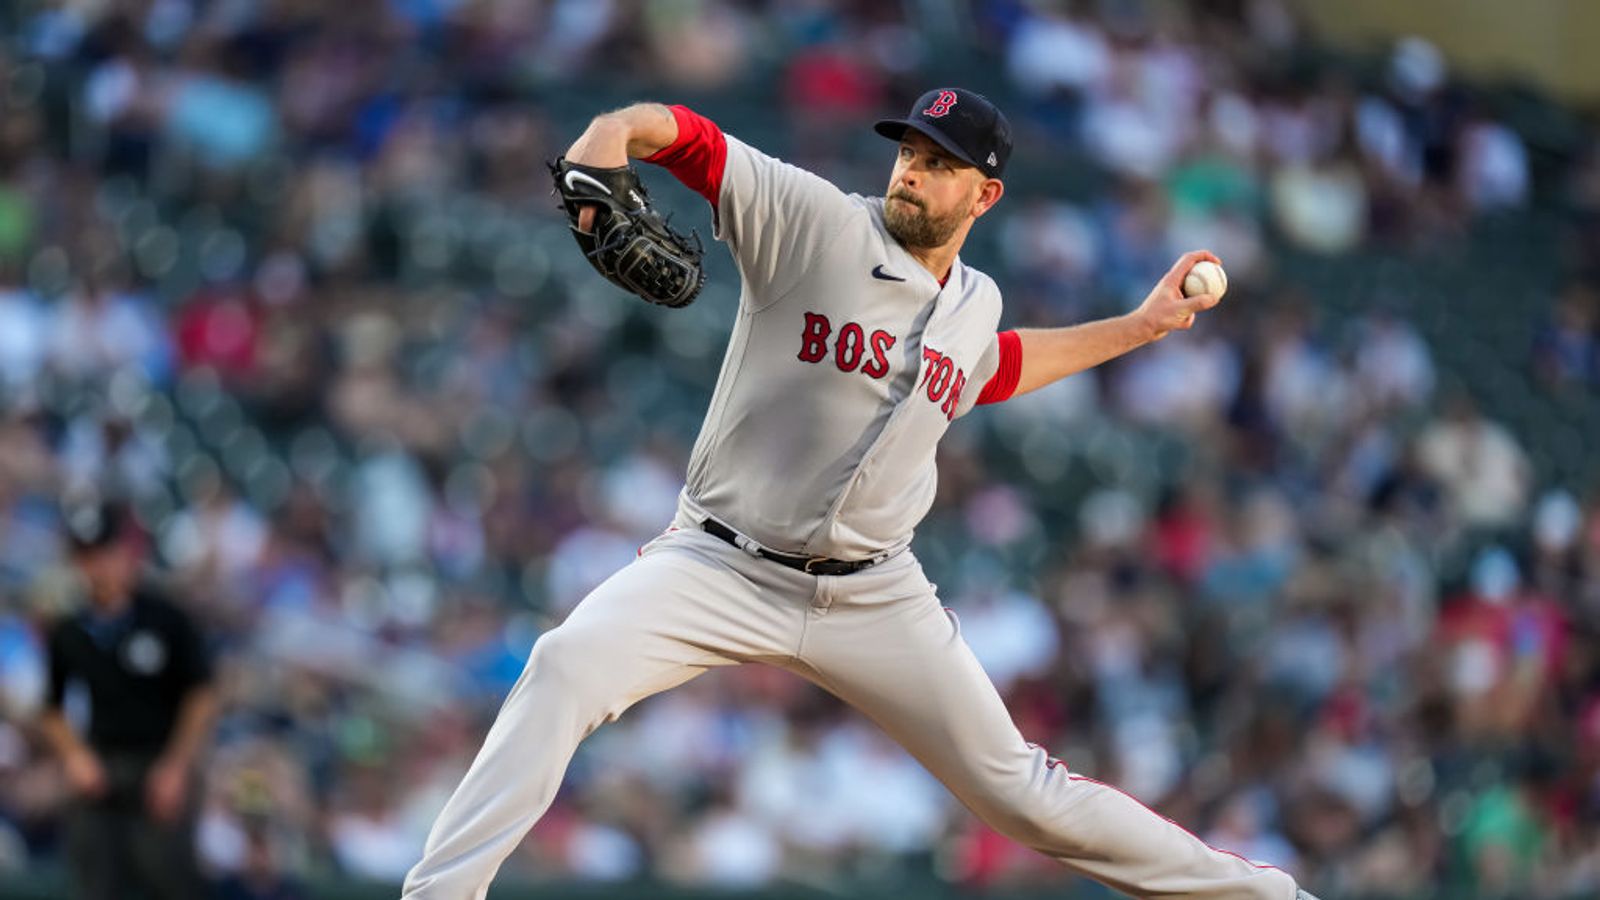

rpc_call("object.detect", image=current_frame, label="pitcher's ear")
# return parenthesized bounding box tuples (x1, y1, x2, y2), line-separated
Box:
(973, 178, 1005, 218)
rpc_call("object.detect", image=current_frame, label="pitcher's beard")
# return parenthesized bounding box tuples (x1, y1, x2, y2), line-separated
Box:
(884, 194, 964, 249)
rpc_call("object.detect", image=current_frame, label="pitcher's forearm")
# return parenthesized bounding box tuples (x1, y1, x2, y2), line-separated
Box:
(566, 104, 680, 167)
(1012, 314, 1155, 397)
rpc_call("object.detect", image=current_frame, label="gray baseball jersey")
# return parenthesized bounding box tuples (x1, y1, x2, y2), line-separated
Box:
(680, 132, 1004, 560)
(402, 105, 1301, 900)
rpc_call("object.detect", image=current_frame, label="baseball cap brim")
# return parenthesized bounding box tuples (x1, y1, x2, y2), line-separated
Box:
(873, 119, 985, 172)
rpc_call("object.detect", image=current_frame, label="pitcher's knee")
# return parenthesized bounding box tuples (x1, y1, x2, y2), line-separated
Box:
(526, 626, 608, 698)
(975, 791, 1073, 851)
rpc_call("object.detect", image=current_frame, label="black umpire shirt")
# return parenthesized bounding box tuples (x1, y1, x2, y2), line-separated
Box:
(46, 587, 212, 758)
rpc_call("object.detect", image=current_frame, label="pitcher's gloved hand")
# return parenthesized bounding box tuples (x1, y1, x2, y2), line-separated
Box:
(550, 158, 705, 308)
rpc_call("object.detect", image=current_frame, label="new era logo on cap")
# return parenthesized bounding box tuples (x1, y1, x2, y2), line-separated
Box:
(873, 88, 1013, 179)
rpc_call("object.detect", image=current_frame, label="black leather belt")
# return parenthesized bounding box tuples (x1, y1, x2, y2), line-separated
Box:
(702, 519, 879, 576)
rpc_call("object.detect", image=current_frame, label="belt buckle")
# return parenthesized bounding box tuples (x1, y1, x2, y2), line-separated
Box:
(802, 556, 830, 574)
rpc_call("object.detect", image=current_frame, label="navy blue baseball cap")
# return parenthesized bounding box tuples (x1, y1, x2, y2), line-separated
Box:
(874, 88, 1012, 179)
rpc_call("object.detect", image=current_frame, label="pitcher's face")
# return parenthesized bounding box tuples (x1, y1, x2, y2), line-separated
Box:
(884, 131, 997, 249)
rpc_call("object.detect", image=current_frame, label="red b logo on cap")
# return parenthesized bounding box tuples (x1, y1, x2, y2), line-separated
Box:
(923, 90, 958, 118)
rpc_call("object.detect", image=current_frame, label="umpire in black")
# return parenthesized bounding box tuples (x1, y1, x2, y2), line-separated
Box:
(37, 500, 217, 899)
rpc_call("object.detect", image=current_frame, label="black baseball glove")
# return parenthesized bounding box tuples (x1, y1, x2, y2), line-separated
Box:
(549, 158, 705, 309)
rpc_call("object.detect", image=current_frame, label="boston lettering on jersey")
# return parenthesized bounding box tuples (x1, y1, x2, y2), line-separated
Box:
(797, 312, 898, 379)
(797, 312, 969, 421)
(643, 104, 1025, 558)
(919, 346, 967, 420)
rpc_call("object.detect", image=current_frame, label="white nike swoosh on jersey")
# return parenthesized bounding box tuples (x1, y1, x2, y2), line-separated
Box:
(564, 170, 613, 195)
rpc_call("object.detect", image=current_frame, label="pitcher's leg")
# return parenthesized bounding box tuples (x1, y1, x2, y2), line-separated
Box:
(403, 533, 800, 899)
(795, 565, 1298, 900)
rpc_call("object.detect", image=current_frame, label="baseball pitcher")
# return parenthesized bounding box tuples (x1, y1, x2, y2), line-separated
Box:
(403, 88, 1319, 900)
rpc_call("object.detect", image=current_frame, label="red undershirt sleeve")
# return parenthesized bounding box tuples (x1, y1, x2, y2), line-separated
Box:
(642, 105, 727, 212)
(976, 330, 1023, 405)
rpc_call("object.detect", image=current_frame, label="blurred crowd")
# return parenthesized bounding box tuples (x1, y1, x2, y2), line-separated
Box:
(0, 0, 1598, 898)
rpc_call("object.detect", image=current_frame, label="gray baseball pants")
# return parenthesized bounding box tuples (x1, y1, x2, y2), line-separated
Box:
(402, 523, 1297, 899)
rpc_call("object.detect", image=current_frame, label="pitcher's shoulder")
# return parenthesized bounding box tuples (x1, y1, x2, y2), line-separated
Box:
(848, 192, 885, 221)
(951, 263, 1004, 334)
(961, 263, 1000, 293)
(957, 262, 1003, 307)
(822, 193, 887, 242)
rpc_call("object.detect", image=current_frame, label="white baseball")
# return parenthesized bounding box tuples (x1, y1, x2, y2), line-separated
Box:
(1181, 260, 1227, 299)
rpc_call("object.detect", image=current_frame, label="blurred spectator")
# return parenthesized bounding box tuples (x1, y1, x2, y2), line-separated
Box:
(1350, 311, 1435, 411)
(1204, 790, 1299, 872)
(1456, 114, 1530, 212)
(214, 822, 308, 900)
(1270, 149, 1368, 254)
(1533, 283, 1599, 388)
(1416, 397, 1533, 530)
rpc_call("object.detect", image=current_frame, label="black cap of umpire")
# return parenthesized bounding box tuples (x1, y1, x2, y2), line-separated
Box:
(873, 88, 1013, 179)
(63, 498, 133, 553)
